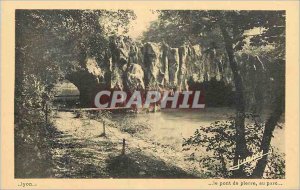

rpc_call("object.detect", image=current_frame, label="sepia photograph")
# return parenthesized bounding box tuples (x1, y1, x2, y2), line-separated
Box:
(13, 9, 287, 180)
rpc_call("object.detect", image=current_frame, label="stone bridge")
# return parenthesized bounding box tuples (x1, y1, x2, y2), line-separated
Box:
(65, 36, 268, 108)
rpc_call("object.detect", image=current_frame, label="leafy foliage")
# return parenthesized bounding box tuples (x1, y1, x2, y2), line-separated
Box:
(182, 114, 285, 178)
(15, 10, 136, 177)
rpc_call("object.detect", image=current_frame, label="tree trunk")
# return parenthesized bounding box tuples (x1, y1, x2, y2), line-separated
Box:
(220, 25, 249, 178)
(251, 60, 285, 178)
(251, 95, 284, 178)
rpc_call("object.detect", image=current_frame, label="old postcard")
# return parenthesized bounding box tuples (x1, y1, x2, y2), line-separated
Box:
(0, 0, 299, 189)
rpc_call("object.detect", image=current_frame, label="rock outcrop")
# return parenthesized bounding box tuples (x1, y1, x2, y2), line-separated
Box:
(66, 57, 104, 106)
(106, 38, 234, 92)
(125, 63, 145, 91)
(168, 48, 180, 88)
(66, 36, 272, 110)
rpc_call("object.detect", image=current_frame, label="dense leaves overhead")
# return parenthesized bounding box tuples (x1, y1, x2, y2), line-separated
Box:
(143, 10, 285, 55)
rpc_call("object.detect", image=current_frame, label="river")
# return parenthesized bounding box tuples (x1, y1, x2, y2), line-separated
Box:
(112, 107, 285, 153)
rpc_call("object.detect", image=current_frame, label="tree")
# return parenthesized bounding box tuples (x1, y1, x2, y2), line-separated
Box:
(156, 10, 285, 178)
(15, 10, 136, 177)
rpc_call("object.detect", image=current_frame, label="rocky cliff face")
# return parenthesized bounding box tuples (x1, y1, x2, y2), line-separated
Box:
(67, 36, 273, 110)
(105, 36, 237, 92)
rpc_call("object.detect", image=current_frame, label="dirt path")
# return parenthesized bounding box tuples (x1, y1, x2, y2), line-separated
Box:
(51, 111, 202, 178)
